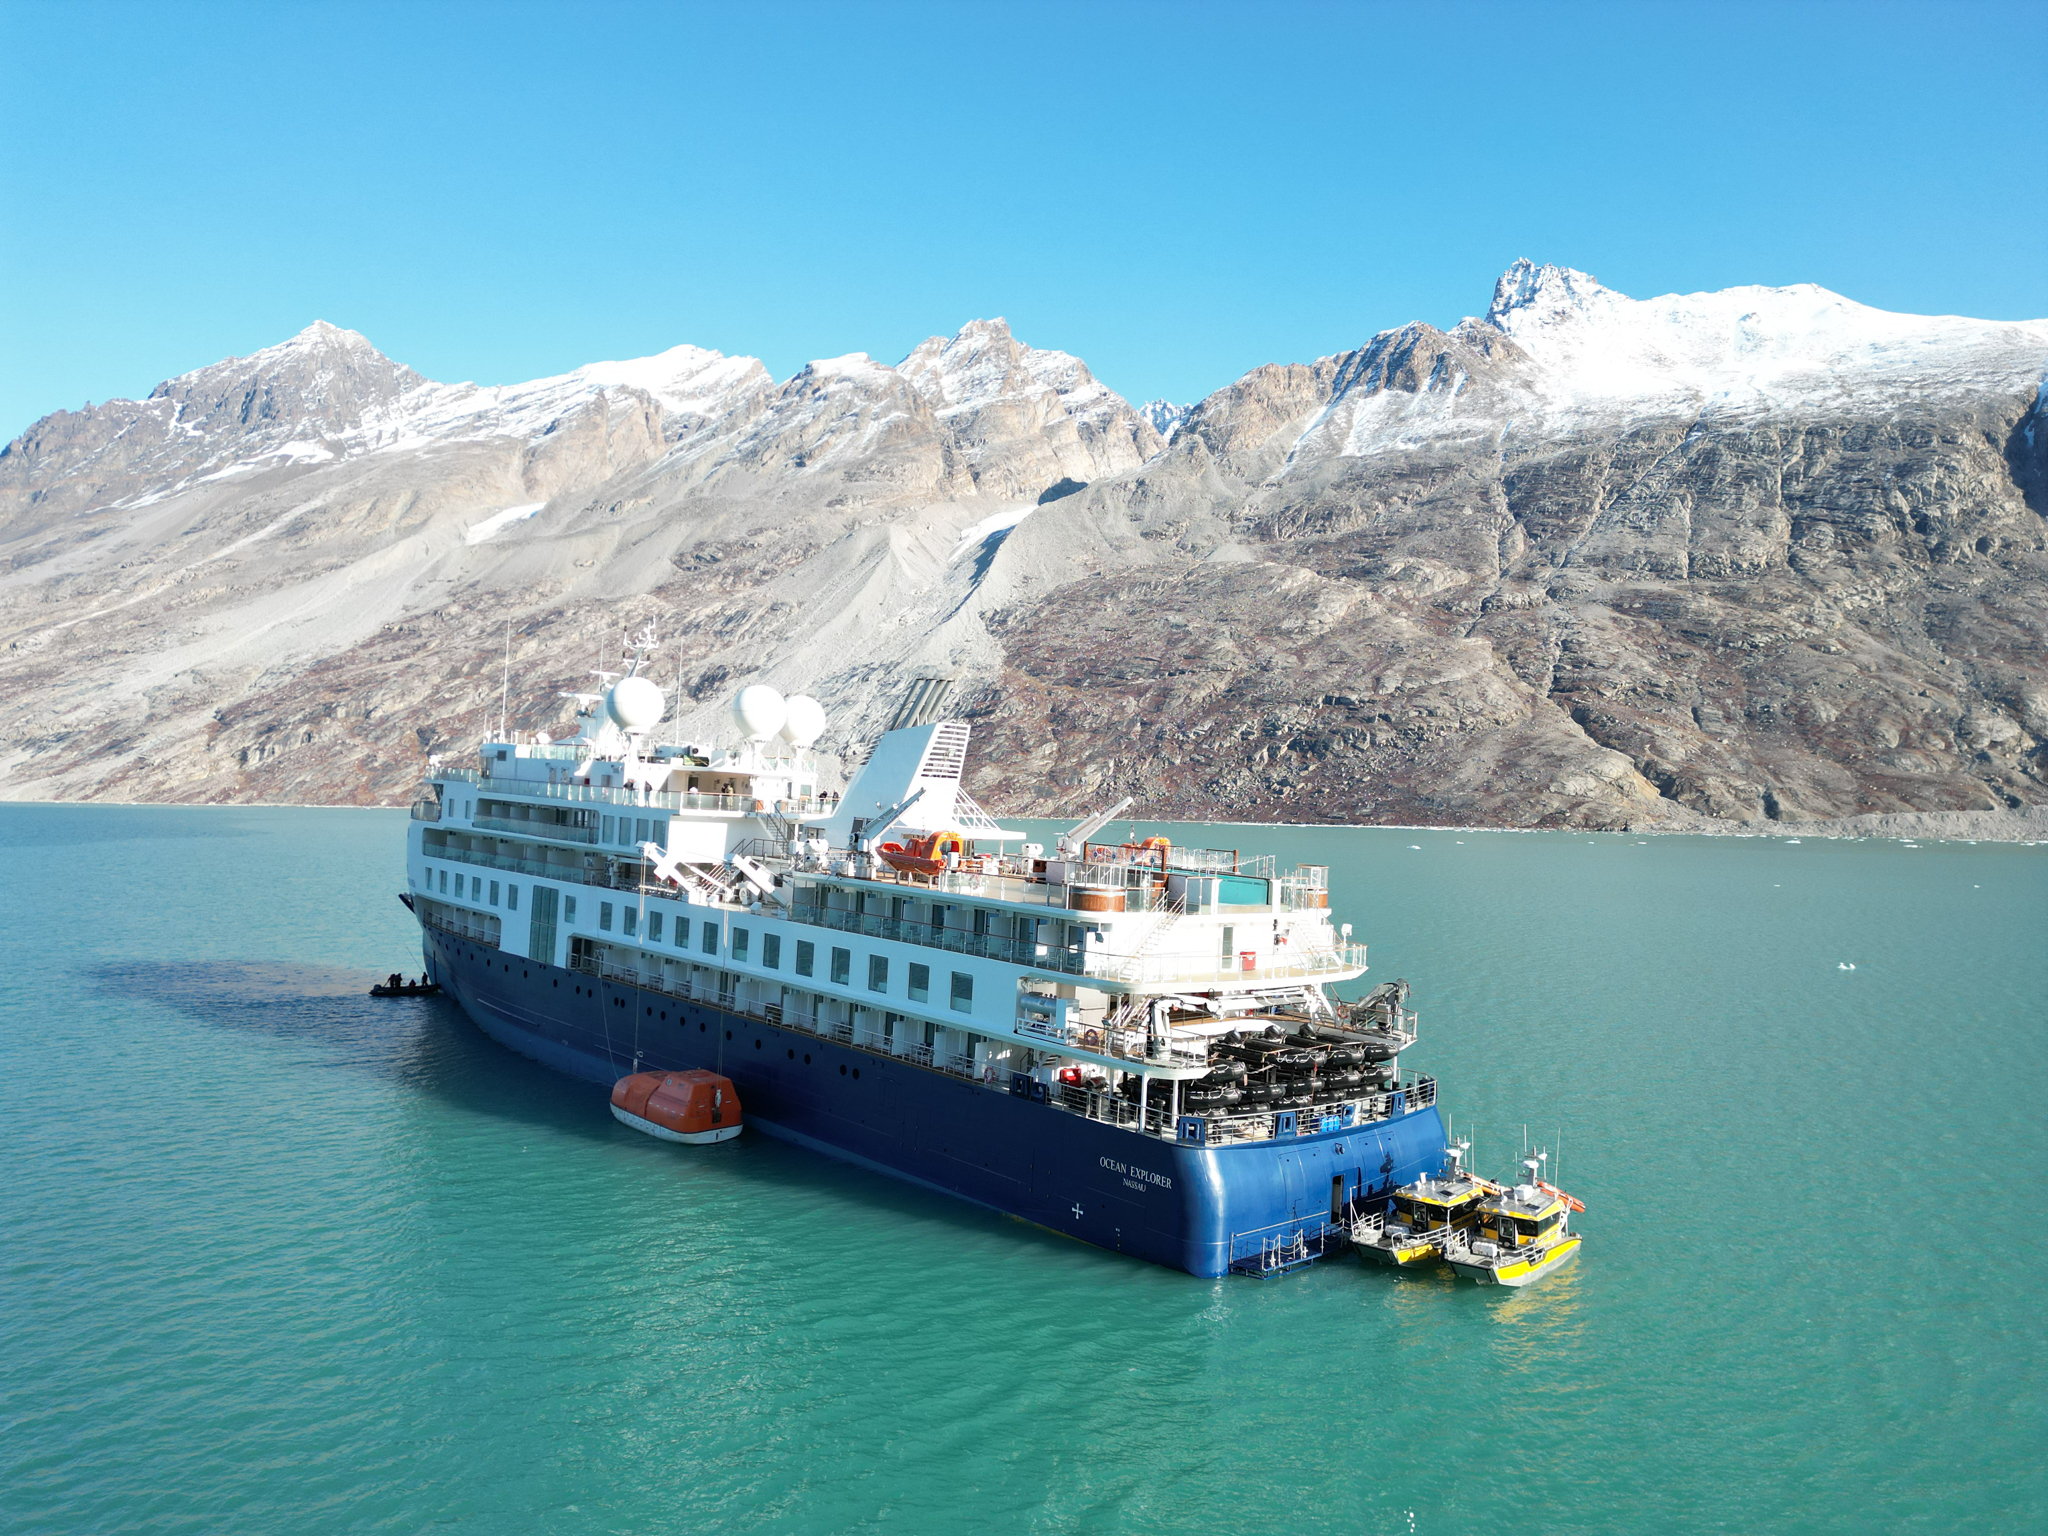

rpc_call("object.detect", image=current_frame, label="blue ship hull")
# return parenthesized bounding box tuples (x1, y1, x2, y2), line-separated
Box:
(423, 926, 1449, 1278)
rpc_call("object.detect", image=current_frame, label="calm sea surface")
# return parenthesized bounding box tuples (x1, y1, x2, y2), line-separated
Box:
(2, 804, 2044, 1533)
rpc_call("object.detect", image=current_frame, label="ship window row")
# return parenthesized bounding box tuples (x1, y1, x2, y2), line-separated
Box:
(433, 867, 522, 911)
(422, 861, 972, 1011)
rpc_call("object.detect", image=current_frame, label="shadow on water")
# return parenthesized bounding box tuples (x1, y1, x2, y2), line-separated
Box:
(87, 958, 1103, 1272)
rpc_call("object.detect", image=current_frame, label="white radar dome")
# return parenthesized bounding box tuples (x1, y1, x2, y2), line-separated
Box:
(732, 684, 787, 741)
(606, 675, 667, 733)
(780, 694, 827, 748)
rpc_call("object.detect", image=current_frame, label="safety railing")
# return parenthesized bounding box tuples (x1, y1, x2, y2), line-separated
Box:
(427, 842, 591, 881)
(787, 897, 1365, 990)
(419, 905, 502, 948)
(474, 812, 598, 844)
(1226, 1215, 1347, 1275)
(1437, 1226, 1555, 1267)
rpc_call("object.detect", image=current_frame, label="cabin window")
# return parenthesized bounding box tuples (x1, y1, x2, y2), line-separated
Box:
(702, 924, 718, 956)
(908, 963, 930, 1003)
(868, 956, 888, 993)
(635, 818, 649, 844)
(673, 916, 690, 948)
(950, 971, 973, 1013)
(507, 884, 518, 911)
(438, 869, 448, 894)
(763, 933, 781, 970)
(599, 902, 613, 932)
(732, 927, 749, 962)
(602, 815, 614, 842)
(795, 940, 815, 977)
(647, 911, 663, 943)
(831, 947, 850, 985)
(923, 1020, 936, 1049)
(623, 908, 637, 938)
(1539, 1213, 1561, 1235)
(564, 896, 577, 924)
(489, 880, 499, 907)
(972, 909, 990, 938)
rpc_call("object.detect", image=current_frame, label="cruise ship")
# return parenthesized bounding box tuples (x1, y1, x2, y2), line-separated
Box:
(402, 654, 1448, 1278)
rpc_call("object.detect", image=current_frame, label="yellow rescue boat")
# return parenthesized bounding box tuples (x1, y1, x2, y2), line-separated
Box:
(1442, 1153, 1583, 1287)
(1355, 1140, 1494, 1267)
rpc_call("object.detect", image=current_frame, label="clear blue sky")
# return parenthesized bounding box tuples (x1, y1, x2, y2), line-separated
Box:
(3, 0, 2043, 439)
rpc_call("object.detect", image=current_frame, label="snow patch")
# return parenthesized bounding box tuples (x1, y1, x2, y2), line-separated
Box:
(464, 502, 548, 544)
(949, 503, 1038, 560)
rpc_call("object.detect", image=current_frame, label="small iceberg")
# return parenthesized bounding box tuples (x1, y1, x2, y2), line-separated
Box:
(1837, 962, 1857, 971)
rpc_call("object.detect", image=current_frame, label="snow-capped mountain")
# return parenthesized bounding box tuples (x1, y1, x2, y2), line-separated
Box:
(1137, 399, 1190, 440)
(3, 265, 2044, 834)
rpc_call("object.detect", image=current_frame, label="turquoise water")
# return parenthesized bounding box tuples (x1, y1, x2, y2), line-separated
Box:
(3, 805, 2044, 1533)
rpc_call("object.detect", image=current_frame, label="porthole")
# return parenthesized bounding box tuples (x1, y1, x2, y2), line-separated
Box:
(725, 1030, 732, 1041)
(852, 1068, 861, 1080)
(839, 1064, 847, 1076)
(804, 1053, 811, 1065)
(787, 1048, 795, 1059)
(754, 1039, 762, 1050)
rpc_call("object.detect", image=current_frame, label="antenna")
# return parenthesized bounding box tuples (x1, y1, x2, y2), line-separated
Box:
(671, 639, 685, 748)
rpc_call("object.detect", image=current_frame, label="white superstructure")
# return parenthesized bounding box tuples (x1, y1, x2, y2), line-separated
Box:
(405, 665, 1425, 1142)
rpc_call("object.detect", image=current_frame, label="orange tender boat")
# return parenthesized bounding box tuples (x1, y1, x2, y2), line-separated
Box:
(876, 830, 965, 877)
(609, 1069, 743, 1144)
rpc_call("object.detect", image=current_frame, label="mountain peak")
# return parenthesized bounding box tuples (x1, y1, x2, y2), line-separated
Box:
(287, 319, 377, 350)
(1485, 260, 1614, 330)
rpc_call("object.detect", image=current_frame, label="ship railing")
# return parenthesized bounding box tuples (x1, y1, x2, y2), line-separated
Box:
(1276, 866, 1330, 910)
(1169, 1077, 1438, 1146)
(1226, 1214, 1348, 1274)
(786, 898, 1365, 989)
(428, 842, 591, 882)
(791, 902, 1090, 975)
(472, 812, 599, 845)
(1094, 942, 1369, 989)
(1076, 842, 1275, 879)
(861, 865, 1182, 915)
(1350, 1210, 1388, 1243)
(419, 906, 502, 949)
(438, 767, 483, 786)
(481, 780, 786, 816)
(1437, 1228, 1553, 1266)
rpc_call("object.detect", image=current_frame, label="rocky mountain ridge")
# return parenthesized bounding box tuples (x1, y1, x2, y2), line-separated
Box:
(4, 262, 2044, 833)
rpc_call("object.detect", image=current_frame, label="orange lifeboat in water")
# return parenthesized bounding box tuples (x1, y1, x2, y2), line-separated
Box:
(876, 830, 965, 877)
(610, 1070, 742, 1144)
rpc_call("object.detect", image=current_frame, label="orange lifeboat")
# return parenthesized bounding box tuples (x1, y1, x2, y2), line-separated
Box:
(876, 830, 966, 877)
(609, 1069, 742, 1144)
